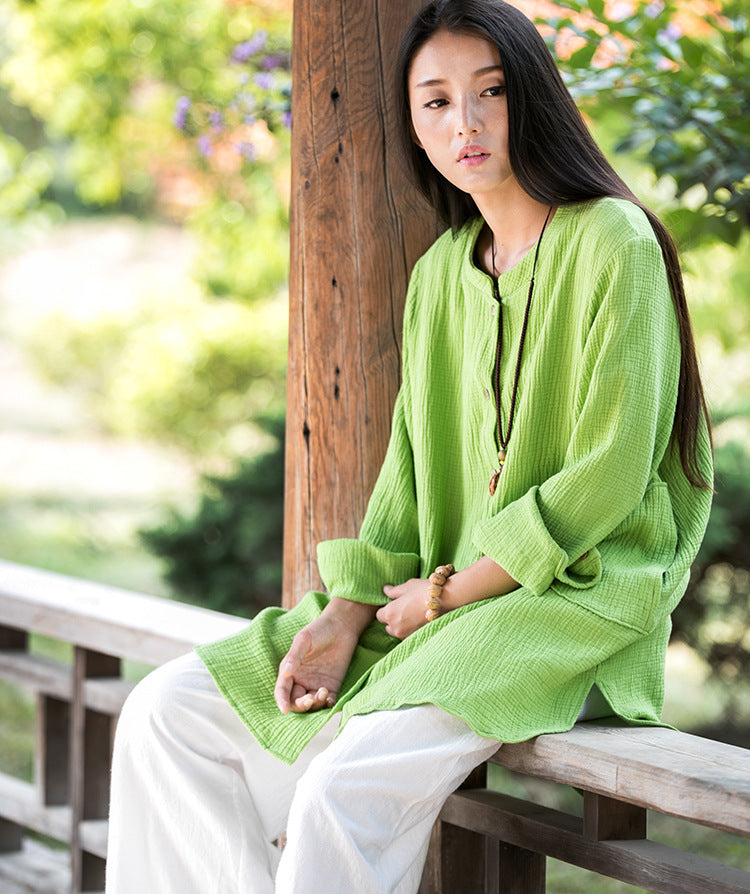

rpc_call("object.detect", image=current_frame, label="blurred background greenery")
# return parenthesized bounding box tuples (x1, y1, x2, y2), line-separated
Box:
(0, 0, 748, 888)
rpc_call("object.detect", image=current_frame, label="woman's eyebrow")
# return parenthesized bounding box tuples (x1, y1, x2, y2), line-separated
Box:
(413, 65, 504, 89)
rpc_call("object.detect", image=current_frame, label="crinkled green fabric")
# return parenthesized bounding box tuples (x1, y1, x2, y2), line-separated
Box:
(197, 198, 712, 764)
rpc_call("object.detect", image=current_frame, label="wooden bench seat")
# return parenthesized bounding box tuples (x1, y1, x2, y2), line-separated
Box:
(421, 721, 750, 893)
(1, 559, 749, 893)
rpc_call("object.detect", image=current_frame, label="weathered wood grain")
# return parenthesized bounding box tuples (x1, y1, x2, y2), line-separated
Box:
(0, 838, 69, 893)
(38, 695, 70, 807)
(0, 559, 247, 665)
(0, 773, 72, 843)
(284, 0, 441, 605)
(70, 649, 118, 893)
(442, 788, 750, 894)
(493, 721, 750, 836)
(0, 651, 71, 700)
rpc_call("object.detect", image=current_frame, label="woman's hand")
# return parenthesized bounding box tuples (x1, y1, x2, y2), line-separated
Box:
(376, 578, 431, 639)
(274, 598, 375, 714)
(377, 557, 521, 640)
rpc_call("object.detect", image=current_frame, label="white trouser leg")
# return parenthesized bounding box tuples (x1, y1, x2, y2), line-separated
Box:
(275, 704, 502, 894)
(105, 652, 338, 894)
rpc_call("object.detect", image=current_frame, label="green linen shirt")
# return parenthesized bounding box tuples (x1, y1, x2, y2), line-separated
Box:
(197, 197, 713, 765)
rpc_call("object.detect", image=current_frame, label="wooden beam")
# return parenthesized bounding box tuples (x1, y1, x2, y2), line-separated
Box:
(284, 0, 440, 605)
(441, 789, 750, 894)
(0, 559, 246, 665)
(493, 721, 750, 836)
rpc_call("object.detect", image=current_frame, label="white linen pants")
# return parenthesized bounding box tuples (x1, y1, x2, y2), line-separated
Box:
(105, 652, 503, 894)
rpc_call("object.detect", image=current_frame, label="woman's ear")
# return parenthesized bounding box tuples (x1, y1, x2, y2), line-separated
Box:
(410, 122, 423, 149)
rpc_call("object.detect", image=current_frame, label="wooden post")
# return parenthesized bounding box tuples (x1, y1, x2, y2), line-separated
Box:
(71, 647, 120, 893)
(283, 0, 440, 606)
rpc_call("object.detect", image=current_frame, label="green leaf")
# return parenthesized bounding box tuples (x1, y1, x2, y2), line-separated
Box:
(569, 42, 598, 69)
(679, 36, 704, 70)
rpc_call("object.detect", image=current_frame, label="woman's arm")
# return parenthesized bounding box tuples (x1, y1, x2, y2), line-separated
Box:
(376, 555, 518, 639)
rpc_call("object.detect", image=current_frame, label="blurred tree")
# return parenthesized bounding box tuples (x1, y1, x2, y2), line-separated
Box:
(544, 0, 750, 247)
(139, 413, 285, 616)
(673, 431, 750, 684)
(1, 0, 292, 300)
(1, 0, 292, 456)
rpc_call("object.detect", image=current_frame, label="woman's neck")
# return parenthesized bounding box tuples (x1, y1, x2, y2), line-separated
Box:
(474, 191, 555, 277)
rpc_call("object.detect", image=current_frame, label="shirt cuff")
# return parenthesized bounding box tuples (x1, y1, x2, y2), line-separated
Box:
(471, 486, 569, 596)
(316, 538, 421, 606)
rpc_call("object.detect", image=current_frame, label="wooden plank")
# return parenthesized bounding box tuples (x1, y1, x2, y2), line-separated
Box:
(0, 838, 69, 894)
(71, 649, 118, 893)
(283, 0, 441, 605)
(493, 721, 750, 836)
(0, 773, 72, 843)
(78, 819, 108, 860)
(441, 788, 750, 894)
(37, 695, 70, 806)
(0, 559, 247, 665)
(496, 841, 546, 893)
(0, 651, 71, 699)
(83, 677, 134, 715)
(0, 818, 23, 854)
(583, 792, 647, 841)
(0, 626, 27, 650)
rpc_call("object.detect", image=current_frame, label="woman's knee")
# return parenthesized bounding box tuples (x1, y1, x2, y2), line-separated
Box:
(115, 653, 203, 753)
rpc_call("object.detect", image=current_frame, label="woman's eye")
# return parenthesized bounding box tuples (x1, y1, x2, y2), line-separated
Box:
(482, 85, 506, 97)
(423, 98, 448, 109)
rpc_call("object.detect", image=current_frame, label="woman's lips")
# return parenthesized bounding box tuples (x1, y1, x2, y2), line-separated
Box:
(458, 153, 489, 166)
(457, 145, 490, 166)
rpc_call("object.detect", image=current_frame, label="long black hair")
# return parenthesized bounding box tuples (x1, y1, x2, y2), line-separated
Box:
(396, 0, 711, 489)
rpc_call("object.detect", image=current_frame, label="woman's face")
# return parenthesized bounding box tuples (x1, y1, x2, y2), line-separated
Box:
(408, 30, 514, 202)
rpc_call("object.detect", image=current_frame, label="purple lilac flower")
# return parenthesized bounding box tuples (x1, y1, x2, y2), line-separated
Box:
(232, 31, 268, 63)
(209, 110, 224, 133)
(282, 110, 292, 130)
(197, 134, 213, 157)
(261, 53, 290, 71)
(236, 141, 258, 162)
(173, 96, 191, 131)
(645, 0, 665, 18)
(659, 22, 682, 41)
(254, 72, 275, 90)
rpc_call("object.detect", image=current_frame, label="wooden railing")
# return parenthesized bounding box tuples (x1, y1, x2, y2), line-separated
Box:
(0, 559, 246, 894)
(1, 557, 749, 893)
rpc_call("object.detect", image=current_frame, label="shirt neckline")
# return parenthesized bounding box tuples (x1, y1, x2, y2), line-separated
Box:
(463, 205, 572, 301)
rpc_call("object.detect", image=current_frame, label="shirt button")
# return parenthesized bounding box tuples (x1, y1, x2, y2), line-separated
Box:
(484, 388, 491, 400)
(491, 305, 497, 316)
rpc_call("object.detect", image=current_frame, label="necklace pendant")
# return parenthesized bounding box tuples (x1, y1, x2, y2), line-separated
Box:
(497, 448, 506, 466)
(489, 468, 501, 497)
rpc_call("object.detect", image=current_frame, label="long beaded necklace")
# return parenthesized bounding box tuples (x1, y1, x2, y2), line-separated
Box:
(488, 206, 553, 497)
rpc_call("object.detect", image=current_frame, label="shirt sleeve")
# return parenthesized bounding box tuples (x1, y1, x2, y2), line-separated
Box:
(472, 236, 680, 596)
(316, 265, 422, 605)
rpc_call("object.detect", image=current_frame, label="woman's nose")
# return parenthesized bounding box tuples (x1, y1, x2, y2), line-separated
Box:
(456, 98, 481, 136)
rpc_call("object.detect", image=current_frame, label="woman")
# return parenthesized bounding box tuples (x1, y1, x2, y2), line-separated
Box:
(106, 1, 713, 891)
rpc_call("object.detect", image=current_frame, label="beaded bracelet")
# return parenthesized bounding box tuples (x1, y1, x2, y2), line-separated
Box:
(425, 564, 455, 622)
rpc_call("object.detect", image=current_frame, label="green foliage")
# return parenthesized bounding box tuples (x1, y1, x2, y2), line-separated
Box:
(674, 436, 750, 682)
(1, 0, 292, 302)
(139, 413, 285, 616)
(546, 0, 750, 246)
(23, 281, 287, 456)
